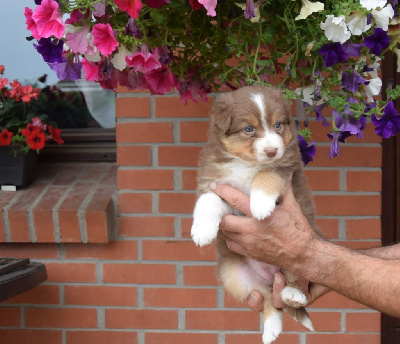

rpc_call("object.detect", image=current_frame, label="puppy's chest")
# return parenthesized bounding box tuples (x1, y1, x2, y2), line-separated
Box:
(220, 160, 262, 195)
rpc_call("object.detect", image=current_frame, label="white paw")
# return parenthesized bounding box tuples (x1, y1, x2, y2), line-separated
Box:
(281, 286, 308, 308)
(250, 190, 278, 220)
(262, 311, 282, 344)
(191, 218, 219, 246)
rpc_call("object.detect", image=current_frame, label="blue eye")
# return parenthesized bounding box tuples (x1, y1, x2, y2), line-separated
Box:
(244, 125, 254, 133)
(275, 122, 282, 129)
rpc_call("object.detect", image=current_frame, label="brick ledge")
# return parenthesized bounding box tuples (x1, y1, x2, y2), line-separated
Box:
(0, 163, 117, 243)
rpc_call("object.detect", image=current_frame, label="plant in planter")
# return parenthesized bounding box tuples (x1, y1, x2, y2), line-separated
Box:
(25, 0, 400, 161)
(0, 65, 64, 187)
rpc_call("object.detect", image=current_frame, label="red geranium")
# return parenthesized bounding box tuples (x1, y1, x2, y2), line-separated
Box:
(0, 128, 13, 146)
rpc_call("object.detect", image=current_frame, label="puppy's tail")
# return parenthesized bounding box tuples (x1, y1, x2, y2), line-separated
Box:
(286, 306, 314, 332)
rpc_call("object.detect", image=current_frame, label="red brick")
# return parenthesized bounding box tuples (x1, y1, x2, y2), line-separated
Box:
(3, 285, 59, 305)
(310, 291, 367, 309)
(180, 121, 209, 142)
(103, 263, 176, 284)
(346, 219, 381, 240)
(117, 146, 151, 166)
(105, 309, 178, 329)
(159, 193, 196, 214)
(33, 186, 68, 242)
(144, 288, 217, 308)
(155, 97, 212, 118)
(45, 263, 96, 283)
(118, 193, 152, 213)
(225, 333, 299, 344)
(315, 218, 339, 239)
(182, 170, 198, 190)
(304, 170, 340, 191)
(0, 308, 20, 326)
(67, 331, 138, 344)
(185, 310, 259, 330)
(158, 146, 202, 166)
(116, 123, 172, 143)
(58, 182, 94, 243)
(118, 170, 174, 190)
(283, 311, 341, 332)
(142, 240, 216, 261)
(347, 171, 382, 191)
(146, 332, 218, 344)
(0, 329, 62, 344)
(306, 333, 380, 344)
(118, 216, 175, 237)
(26, 308, 97, 328)
(346, 312, 381, 332)
(183, 265, 218, 286)
(116, 97, 151, 118)
(312, 147, 382, 167)
(65, 240, 137, 260)
(65, 286, 136, 306)
(314, 195, 381, 216)
(0, 244, 58, 259)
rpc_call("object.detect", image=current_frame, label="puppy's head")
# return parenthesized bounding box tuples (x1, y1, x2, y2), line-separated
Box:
(210, 85, 295, 164)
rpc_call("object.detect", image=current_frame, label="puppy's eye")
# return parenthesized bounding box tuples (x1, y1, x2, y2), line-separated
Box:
(275, 122, 282, 129)
(244, 125, 255, 133)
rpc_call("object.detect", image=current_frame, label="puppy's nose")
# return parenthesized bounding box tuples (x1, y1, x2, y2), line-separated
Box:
(264, 148, 277, 158)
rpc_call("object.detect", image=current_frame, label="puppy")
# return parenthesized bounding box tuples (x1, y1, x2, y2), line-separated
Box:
(191, 85, 319, 344)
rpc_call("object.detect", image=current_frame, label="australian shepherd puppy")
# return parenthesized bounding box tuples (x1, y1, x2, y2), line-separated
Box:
(191, 85, 319, 344)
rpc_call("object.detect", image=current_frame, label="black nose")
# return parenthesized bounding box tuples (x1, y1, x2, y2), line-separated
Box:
(264, 148, 277, 158)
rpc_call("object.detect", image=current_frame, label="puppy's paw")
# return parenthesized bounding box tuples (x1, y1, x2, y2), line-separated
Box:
(262, 311, 282, 344)
(281, 286, 308, 308)
(191, 218, 219, 247)
(250, 190, 278, 220)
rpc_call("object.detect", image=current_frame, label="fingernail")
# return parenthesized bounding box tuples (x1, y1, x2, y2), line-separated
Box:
(274, 273, 283, 285)
(210, 182, 217, 190)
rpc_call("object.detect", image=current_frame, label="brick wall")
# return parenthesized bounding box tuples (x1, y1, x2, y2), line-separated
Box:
(0, 89, 382, 344)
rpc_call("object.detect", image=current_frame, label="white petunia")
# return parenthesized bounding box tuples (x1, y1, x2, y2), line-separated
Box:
(320, 15, 351, 44)
(111, 45, 131, 71)
(372, 5, 395, 31)
(295, 0, 324, 20)
(365, 77, 382, 102)
(360, 0, 387, 11)
(346, 13, 372, 35)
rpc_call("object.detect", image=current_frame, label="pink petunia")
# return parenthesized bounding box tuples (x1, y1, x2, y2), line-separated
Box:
(24, 7, 41, 40)
(198, 0, 217, 16)
(82, 58, 100, 81)
(114, 0, 143, 19)
(92, 23, 119, 56)
(145, 65, 176, 94)
(126, 46, 161, 73)
(32, 0, 65, 39)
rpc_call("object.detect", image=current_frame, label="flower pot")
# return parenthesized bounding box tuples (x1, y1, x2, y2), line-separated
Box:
(0, 147, 38, 188)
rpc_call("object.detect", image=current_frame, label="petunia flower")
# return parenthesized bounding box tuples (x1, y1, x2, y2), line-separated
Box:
(346, 13, 371, 35)
(320, 15, 351, 44)
(364, 76, 382, 102)
(32, 0, 65, 39)
(0, 128, 13, 146)
(297, 135, 316, 166)
(24, 7, 40, 40)
(33, 37, 65, 63)
(92, 23, 119, 57)
(145, 65, 176, 94)
(114, 0, 143, 19)
(65, 24, 91, 54)
(198, 0, 218, 17)
(295, 0, 324, 21)
(341, 69, 367, 93)
(318, 42, 349, 67)
(371, 101, 400, 138)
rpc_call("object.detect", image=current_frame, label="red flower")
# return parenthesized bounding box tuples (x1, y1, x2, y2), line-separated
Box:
(26, 130, 47, 150)
(0, 128, 13, 146)
(49, 125, 64, 144)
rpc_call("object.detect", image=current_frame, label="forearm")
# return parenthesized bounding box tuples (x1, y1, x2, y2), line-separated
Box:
(294, 239, 400, 317)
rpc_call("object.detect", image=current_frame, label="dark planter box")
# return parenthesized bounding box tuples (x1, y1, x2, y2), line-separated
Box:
(0, 147, 38, 188)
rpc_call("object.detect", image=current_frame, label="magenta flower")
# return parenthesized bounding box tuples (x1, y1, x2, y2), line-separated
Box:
(371, 101, 400, 138)
(126, 46, 161, 72)
(198, 0, 217, 16)
(114, 0, 143, 19)
(31, 0, 65, 39)
(66, 24, 91, 54)
(82, 58, 100, 81)
(24, 7, 40, 40)
(145, 66, 176, 94)
(92, 23, 119, 56)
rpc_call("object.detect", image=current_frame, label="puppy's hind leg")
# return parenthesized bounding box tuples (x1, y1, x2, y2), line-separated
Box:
(262, 296, 283, 344)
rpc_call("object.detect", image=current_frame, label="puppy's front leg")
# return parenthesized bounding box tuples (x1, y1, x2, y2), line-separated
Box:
(191, 192, 230, 247)
(250, 170, 285, 220)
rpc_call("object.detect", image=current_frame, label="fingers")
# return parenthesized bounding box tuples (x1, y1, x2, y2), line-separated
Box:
(211, 182, 252, 216)
(272, 272, 286, 309)
(247, 290, 264, 312)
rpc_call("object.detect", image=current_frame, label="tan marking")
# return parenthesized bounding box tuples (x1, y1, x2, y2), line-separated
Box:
(252, 170, 285, 196)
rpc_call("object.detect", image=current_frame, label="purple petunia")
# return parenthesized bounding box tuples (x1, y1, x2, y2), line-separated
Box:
(371, 101, 400, 138)
(364, 28, 390, 55)
(297, 135, 316, 166)
(341, 69, 367, 93)
(33, 38, 65, 64)
(318, 42, 349, 67)
(327, 131, 352, 158)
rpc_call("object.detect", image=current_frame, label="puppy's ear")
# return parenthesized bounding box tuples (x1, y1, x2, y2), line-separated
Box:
(210, 92, 233, 134)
